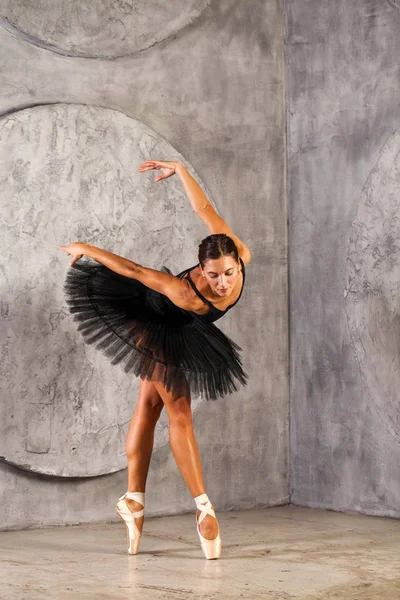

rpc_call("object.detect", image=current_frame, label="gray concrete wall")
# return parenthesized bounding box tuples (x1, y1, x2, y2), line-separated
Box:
(0, 0, 289, 529)
(287, 0, 400, 517)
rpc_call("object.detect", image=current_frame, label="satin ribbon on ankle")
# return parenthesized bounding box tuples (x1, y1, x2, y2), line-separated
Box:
(124, 491, 145, 505)
(118, 491, 145, 517)
(194, 493, 216, 524)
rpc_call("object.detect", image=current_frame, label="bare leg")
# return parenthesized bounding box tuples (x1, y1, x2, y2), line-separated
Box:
(124, 377, 164, 532)
(153, 380, 219, 540)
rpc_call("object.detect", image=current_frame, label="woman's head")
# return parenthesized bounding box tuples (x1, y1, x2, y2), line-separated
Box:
(198, 233, 241, 298)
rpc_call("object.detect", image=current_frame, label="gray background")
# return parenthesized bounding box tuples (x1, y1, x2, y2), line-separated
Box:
(3, 0, 398, 532)
(287, 0, 400, 517)
(0, 0, 288, 529)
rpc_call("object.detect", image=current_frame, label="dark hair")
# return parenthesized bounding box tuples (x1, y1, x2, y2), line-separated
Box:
(198, 233, 239, 268)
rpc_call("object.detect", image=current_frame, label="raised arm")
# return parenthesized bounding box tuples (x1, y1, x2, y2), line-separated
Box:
(58, 242, 195, 310)
(139, 160, 251, 266)
(176, 162, 251, 265)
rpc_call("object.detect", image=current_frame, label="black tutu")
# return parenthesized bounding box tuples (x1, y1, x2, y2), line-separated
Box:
(63, 258, 248, 401)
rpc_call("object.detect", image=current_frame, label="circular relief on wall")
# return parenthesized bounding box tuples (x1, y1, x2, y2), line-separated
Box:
(0, 0, 211, 58)
(345, 129, 400, 441)
(0, 103, 212, 477)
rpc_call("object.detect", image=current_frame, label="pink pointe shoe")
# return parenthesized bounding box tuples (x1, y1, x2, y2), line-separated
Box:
(115, 491, 144, 555)
(195, 493, 222, 559)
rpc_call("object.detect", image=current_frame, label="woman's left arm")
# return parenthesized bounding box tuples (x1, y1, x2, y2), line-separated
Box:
(137, 159, 251, 265)
(175, 164, 251, 265)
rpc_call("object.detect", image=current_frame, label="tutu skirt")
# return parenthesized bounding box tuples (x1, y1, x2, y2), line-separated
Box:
(63, 259, 248, 401)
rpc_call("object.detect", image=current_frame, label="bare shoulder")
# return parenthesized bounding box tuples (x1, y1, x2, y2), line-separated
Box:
(239, 247, 251, 267)
(127, 264, 199, 311)
(172, 277, 204, 311)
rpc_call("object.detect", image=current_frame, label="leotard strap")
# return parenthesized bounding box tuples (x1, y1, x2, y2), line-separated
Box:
(186, 269, 215, 309)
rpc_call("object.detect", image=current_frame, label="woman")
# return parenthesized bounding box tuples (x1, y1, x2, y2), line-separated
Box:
(58, 159, 251, 560)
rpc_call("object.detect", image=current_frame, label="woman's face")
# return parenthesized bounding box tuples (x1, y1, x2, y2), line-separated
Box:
(201, 255, 240, 297)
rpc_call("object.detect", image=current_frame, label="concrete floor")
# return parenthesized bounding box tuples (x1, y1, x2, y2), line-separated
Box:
(1, 506, 400, 600)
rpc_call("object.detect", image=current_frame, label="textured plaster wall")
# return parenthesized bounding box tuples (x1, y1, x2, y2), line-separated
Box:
(0, 0, 288, 529)
(0, 103, 216, 478)
(287, 0, 400, 517)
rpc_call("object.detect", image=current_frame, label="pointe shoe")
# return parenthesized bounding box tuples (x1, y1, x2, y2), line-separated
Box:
(115, 491, 144, 555)
(195, 493, 222, 559)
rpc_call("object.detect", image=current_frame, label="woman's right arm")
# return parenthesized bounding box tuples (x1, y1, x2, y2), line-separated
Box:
(128, 262, 195, 311)
(58, 242, 196, 310)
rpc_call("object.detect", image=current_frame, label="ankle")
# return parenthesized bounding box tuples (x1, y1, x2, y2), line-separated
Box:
(194, 493, 216, 520)
(194, 492, 209, 505)
(121, 491, 145, 516)
(126, 491, 145, 506)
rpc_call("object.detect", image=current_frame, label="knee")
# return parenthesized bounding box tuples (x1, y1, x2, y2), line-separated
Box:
(141, 400, 164, 423)
(130, 400, 164, 433)
(168, 401, 193, 429)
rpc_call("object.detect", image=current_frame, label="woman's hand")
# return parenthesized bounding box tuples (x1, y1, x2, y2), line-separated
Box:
(138, 159, 181, 182)
(58, 242, 86, 266)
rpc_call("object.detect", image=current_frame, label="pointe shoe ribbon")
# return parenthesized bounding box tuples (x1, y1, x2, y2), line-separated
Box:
(115, 491, 144, 555)
(195, 493, 222, 560)
(195, 493, 216, 524)
(117, 491, 145, 519)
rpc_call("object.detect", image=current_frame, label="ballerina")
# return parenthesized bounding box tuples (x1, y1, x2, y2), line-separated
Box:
(58, 159, 251, 559)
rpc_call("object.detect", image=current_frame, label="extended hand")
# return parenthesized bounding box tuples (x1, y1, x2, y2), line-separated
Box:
(58, 242, 85, 266)
(138, 159, 180, 182)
